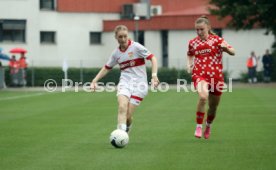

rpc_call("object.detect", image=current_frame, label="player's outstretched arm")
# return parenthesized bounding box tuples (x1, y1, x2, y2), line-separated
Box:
(220, 41, 235, 56)
(225, 47, 235, 56)
(149, 56, 159, 88)
(91, 67, 110, 91)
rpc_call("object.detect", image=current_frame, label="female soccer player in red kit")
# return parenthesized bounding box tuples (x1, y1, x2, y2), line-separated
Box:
(187, 16, 235, 139)
(91, 25, 159, 133)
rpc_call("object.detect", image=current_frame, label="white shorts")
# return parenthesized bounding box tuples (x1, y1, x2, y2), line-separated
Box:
(117, 81, 148, 106)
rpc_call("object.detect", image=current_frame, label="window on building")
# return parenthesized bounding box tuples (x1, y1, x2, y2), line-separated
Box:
(40, 0, 55, 10)
(134, 31, 144, 45)
(161, 30, 168, 67)
(0, 20, 26, 43)
(121, 4, 134, 19)
(90, 32, 102, 44)
(40, 31, 56, 44)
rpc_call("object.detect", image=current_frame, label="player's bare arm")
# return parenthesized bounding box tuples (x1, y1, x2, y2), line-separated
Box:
(91, 67, 110, 91)
(149, 56, 159, 88)
(220, 41, 235, 56)
(187, 55, 194, 73)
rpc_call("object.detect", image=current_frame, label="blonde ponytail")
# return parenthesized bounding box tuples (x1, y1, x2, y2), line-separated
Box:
(195, 16, 216, 35)
(114, 25, 128, 36)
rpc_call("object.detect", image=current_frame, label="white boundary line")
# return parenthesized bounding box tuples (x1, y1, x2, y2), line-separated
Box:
(0, 93, 48, 101)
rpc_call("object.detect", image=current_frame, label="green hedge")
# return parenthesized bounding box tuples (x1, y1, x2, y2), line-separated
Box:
(3, 67, 234, 86)
(271, 50, 276, 81)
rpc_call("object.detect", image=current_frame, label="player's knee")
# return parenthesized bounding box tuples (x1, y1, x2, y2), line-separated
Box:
(199, 95, 208, 104)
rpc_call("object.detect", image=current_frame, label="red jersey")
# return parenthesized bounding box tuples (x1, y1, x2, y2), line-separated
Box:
(187, 34, 231, 83)
(19, 57, 28, 68)
(9, 59, 20, 74)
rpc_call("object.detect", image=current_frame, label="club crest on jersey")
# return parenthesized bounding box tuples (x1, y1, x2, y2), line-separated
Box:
(129, 61, 135, 66)
(128, 52, 134, 58)
(207, 40, 215, 46)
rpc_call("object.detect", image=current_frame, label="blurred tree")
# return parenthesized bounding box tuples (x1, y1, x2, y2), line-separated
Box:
(209, 0, 276, 48)
(209, 0, 276, 81)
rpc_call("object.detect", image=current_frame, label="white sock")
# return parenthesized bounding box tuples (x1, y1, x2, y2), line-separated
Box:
(206, 122, 211, 127)
(117, 124, 127, 131)
(196, 124, 202, 128)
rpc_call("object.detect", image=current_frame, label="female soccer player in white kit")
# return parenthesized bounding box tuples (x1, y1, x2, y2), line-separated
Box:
(91, 25, 159, 133)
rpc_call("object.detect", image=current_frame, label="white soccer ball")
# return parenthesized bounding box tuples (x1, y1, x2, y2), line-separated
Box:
(110, 129, 129, 148)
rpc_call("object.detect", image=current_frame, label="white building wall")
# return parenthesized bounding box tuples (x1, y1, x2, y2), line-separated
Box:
(144, 31, 162, 67)
(0, 0, 40, 66)
(169, 30, 195, 69)
(38, 12, 119, 68)
(0, 0, 119, 68)
(222, 29, 274, 78)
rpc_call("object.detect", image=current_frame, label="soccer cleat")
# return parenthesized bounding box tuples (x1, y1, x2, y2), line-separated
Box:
(126, 124, 132, 134)
(204, 126, 211, 139)
(194, 126, 202, 138)
(126, 127, 130, 134)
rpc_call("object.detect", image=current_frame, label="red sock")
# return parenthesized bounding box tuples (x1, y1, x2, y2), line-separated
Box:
(196, 112, 205, 124)
(207, 115, 215, 124)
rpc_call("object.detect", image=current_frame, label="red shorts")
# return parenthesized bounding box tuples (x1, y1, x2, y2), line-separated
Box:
(192, 75, 224, 96)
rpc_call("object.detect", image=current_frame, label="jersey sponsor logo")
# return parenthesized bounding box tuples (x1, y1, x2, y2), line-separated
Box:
(120, 61, 135, 69)
(195, 49, 211, 55)
(119, 58, 145, 70)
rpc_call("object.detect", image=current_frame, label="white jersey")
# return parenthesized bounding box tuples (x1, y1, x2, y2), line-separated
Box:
(105, 40, 153, 83)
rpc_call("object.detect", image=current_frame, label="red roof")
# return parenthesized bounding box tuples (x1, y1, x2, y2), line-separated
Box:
(161, 5, 210, 16)
(57, 0, 138, 12)
(57, 0, 230, 30)
(151, 0, 209, 14)
(103, 15, 231, 31)
(57, 0, 209, 14)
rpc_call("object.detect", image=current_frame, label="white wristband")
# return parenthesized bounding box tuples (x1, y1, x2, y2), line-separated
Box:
(152, 73, 157, 77)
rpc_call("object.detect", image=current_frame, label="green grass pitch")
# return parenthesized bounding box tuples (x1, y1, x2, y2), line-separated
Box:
(0, 87, 275, 170)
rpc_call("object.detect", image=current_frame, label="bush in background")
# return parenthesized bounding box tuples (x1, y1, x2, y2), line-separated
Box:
(2, 66, 235, 87)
